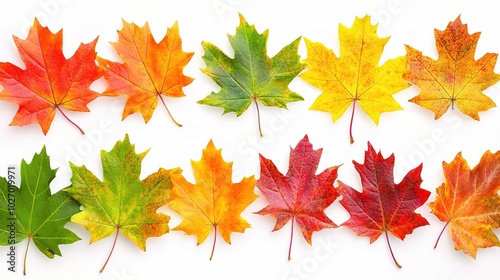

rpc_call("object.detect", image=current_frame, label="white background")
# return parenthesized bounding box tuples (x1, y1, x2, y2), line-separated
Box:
(1, 0, 500, 279)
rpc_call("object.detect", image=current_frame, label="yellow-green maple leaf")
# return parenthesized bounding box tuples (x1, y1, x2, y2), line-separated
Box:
(66, 134, 174, 272)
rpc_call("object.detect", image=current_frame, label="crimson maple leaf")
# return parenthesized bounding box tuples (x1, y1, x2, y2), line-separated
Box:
(255, 135, 339, 260)
(0, 18, 103, 134)
(338, 143, 430, 268)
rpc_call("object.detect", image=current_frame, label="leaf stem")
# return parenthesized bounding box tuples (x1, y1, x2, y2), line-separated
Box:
(158, 94, 182, 127)
(23, 236, 31, 276)
(210, 225, 217, 260)
(385, 231, 402, 268)
(253, 98, 263, 138)
(434, 221, 450, 249)
(288, 216, 295, 260)
(349, 100, 356, 144)
(100, 228, 120, 273)
(56, 106, 85, 134)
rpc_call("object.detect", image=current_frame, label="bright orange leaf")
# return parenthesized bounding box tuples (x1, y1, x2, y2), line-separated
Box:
(301, 15, 409, 143)
(168, 140, 257, 260)
(0, 18, 103, 134)
(430, 151, 500, 258)
(405, 16, 500, 120)
(98, 20, 194, 126)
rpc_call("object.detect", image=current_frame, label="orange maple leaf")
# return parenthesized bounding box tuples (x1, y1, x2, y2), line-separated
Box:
(430, 151, 500, 258)
(405, 16, 500, 120)
(168, 140, 257, 260)
(98, 20, 194, 126)
(0, 19, 103, 134)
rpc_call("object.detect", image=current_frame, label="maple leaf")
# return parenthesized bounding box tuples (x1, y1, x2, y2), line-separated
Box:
(65, 134, 173, 272)
(430, 151, 500, 258)
(338, 142, 430, 268)
(0, 18, 103, 135)
(168, 140, 257, 260)
(0, 147, 80, 275)
(405, 16, 500, 120)
(255, 135, 339, 260)
(300, 15, 409, 143)
(198, 14, 305, 137)
(98, 20, 194, 126)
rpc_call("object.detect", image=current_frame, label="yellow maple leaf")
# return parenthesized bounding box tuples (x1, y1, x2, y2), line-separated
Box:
(168, 140, 257, 259)
(301, 15, 409, 143)
(405, 16, 500, 120)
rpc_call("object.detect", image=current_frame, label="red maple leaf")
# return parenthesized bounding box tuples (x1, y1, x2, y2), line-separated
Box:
(0, 19, 102, 134)
(338, 142, 430, 268)
(255, 135, 339, 260)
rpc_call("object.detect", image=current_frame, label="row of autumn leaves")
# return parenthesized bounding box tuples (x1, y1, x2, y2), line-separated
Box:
(0, 14, 498, 143)
(0, 11, 497, 274)
(2, 134, 499, 275)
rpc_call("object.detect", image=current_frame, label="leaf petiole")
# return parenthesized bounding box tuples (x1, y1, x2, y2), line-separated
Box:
(23, 236, 31, 275)
(385, 231, 402, 269)
(56, 106, 85, 134)
(100, 227, 120, 273)
(210, 225, 217, 260)
(253, 98, 263, 137)
(434, 221, 450, 249)
(349, 100, 356, 144)
(288, 216, 295, 260)
(158, 94, 183, 127)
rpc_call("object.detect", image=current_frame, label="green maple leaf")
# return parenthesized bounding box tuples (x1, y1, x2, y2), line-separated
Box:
(65, 134, 174, 273)
(0, 147, 80, 275)
(198, 14, 305, 137)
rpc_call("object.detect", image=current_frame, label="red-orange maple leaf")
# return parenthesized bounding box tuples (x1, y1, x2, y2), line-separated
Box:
(255, 135, 339, 260)
(98, 20, 194, 126)
(0, 19, 103, 134)
(338, 143, 430, 268)
(430, 151, 500, 258)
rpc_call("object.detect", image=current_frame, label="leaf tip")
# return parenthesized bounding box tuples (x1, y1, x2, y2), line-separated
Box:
(237, 13, 246, 24)
(206, 138, 216, 150)
(33, 17, 43, 29)
(171, 20, 179, 30)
